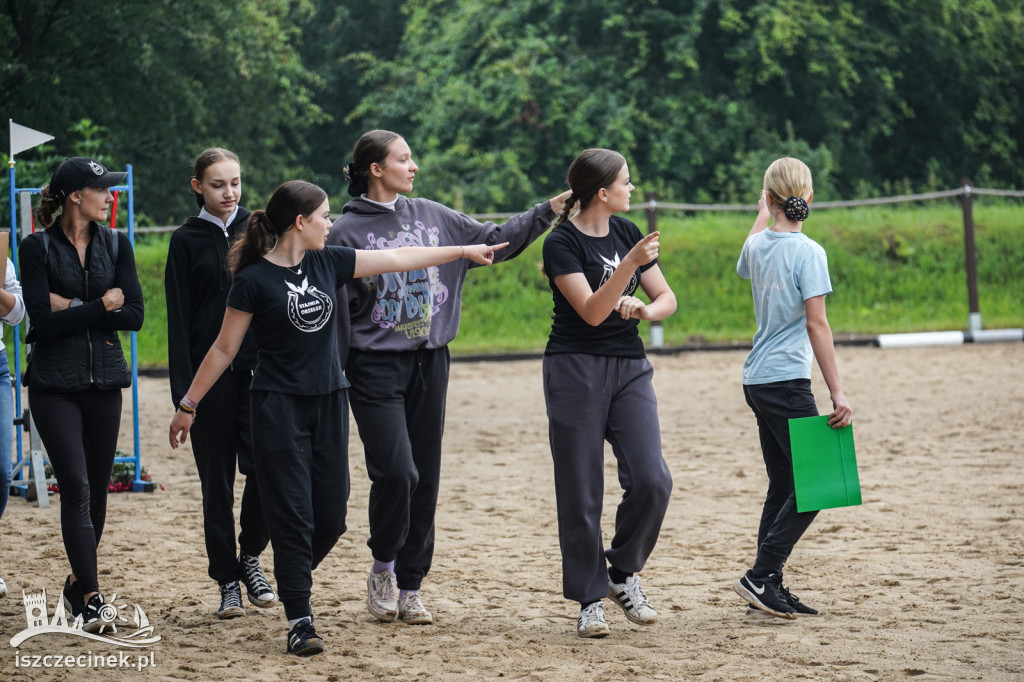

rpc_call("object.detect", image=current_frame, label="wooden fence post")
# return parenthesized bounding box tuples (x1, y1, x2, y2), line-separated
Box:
(960, 178, 981, 332)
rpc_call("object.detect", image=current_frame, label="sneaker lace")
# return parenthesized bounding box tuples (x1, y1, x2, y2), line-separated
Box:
(220, 582, 243, 609)
(241, 554, 271, 593)
(625, 577, 651, 610)
(779, 585, 799, 605)
(579, 601, 605, 626)
(402, 592, 425, 613)
(375, 571, 397, 603)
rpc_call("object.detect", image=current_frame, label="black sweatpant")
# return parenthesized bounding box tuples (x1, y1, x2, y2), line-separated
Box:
(543, 354, 673, 605)
(250, 389, 349, 620)
(29, 386, 122, 595)
(345, 346, 448, 592)
(743, 380, 820, 576)
(190, 367, 269, 584)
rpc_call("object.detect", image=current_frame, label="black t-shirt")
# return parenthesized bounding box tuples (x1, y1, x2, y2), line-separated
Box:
(227, 246, 356, 394)
(542, 215, 654, 358)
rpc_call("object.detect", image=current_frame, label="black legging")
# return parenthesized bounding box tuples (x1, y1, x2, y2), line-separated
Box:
(29, 386, 122, 595)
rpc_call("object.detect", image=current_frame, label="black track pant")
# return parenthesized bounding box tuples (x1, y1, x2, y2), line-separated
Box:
(250, 389, 349, 620)
(346, 347, 448, 592)
(743, 380, 820, 576)
(29, 386, 122, 595)
(190, 367, 269, 583)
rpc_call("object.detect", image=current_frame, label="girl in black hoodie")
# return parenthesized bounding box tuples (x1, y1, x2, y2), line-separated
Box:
(164, 148, 274, 620)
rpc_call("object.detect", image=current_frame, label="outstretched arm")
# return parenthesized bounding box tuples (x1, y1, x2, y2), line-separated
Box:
(805, 295, 852, 428)
(352, 243, 508, 278)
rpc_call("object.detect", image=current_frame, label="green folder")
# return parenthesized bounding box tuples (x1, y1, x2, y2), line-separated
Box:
(789, 416, 861, 513)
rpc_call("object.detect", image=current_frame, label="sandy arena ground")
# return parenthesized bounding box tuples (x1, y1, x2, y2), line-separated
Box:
(1, 342, 1022, 681)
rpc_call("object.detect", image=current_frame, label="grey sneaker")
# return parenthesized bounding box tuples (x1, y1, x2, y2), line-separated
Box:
(367, 569, 398, 622)
(239, 553, 276, 607)
(217, 581, 246, 619)
(398, 591, 433, 625)
(607, 575, 657, 624)
(577, 601, 610, 638)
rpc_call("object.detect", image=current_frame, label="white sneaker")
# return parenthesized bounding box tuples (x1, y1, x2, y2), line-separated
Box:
(0, 576, 7, 597)
(607, 575, 657, 624)
(398, 591, 433, 625)
(577, 601, 610, 638)
(367, 570, 398, 622)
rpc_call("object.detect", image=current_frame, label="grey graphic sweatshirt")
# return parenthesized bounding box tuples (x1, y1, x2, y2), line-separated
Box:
(327, 195, 555, 353)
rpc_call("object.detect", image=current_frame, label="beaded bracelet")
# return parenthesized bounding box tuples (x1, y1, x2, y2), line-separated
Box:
(179, 395, 198, 415)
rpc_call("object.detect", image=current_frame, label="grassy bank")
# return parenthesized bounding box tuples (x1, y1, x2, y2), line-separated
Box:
(122, 201, 1022, 366)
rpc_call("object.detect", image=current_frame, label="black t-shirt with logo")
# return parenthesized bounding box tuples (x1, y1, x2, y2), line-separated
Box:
(227, 246, 356, 394)
(542, 215, 655, 358)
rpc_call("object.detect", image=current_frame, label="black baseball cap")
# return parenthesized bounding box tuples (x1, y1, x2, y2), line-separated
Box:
(50, 157, 127, 201)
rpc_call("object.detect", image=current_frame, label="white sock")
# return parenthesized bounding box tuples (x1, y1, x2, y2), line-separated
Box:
(288, 616, 311, 629)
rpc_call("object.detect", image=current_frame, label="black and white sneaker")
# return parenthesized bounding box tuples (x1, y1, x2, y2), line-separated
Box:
(61, 576, 84, 622)
(217, 581, 246, 620)
(239, 553, 276, 607)
(733, 571, 797, 619)
(82, 593, 109, 634)
(781, 584, 819, 615)
(607, 575, 657, 624)
(577, 601, 610, 638)
(287, 618, 324, 656)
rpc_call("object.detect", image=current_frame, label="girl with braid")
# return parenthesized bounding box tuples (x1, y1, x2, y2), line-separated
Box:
(732, 157, 852, 619)
(169, 180, 507, 655)
(541, 148, 676, 638)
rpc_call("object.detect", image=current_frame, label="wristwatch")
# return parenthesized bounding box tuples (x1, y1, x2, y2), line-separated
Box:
(69, 297, 82, 307)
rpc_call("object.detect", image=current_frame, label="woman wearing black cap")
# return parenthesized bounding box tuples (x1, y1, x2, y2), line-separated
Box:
(20, 156, 144, 633)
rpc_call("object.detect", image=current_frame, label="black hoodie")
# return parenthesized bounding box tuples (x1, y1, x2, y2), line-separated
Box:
(164, 208, 257, 406)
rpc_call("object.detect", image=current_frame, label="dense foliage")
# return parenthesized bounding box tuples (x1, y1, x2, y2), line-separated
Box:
(2, 1, 1021, 223)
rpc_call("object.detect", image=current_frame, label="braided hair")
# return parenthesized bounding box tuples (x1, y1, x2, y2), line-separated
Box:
(551, 149, 627, 229)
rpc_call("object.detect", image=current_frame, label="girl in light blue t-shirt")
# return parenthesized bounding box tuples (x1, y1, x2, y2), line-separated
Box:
(732, 157, 853, 620)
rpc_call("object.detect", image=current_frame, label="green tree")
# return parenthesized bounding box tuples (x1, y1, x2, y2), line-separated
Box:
(1, 0, 326, 223)
(344, 0, 1023, 210)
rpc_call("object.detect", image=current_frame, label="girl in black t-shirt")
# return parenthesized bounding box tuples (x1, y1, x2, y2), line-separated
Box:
(168, 180, 505, 656)
(541, 149, 677, 638)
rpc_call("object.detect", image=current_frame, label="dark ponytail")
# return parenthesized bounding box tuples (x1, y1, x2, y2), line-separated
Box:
(35, 185, 63, 228)
(551, 149, 626, 228)
(227, 180, 327, 276)
(345, 129, 402, 197)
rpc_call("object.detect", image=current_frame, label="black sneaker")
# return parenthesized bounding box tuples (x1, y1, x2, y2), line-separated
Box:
(239, 553, 276, 607)
(781, 584, 819, 615)
(82, 593, 108, 634)
(287, 618, 324, 656)
(733, 571, 797, 619)
(61, 576, 84, 622)
(217, 581, 246, 620)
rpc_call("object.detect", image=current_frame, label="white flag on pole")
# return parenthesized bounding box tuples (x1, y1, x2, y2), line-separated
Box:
(10, 119, 55, 160)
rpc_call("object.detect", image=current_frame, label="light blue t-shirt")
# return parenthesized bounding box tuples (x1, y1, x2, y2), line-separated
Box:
(737, 229, 832, 385)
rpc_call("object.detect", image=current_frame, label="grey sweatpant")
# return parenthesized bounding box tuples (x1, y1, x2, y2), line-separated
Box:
(543, 353, 673, 604)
